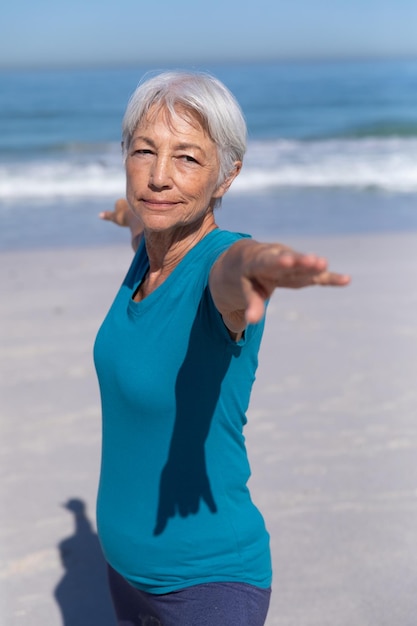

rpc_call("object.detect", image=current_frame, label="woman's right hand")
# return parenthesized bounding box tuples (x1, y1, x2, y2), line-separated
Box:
(99, 198, 144, 251)
(99, 198, 133, 228)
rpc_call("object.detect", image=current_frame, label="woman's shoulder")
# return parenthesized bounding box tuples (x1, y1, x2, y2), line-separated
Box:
(198, 228, 251, 258)
(121, 237, 149, 290)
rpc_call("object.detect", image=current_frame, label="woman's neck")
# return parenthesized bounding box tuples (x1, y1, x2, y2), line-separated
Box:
(138, 212, 218, 299)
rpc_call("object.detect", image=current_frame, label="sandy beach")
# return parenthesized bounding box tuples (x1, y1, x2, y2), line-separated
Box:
(1, 230, 417, 626)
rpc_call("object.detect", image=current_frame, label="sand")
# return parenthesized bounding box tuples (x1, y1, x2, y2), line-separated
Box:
(1, 232, 417, 626)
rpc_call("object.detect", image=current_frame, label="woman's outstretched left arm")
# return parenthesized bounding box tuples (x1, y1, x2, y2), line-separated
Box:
(209, 238, 351, 336)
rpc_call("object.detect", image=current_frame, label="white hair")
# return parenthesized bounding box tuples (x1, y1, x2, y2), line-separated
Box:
(121, 71, 247, 188)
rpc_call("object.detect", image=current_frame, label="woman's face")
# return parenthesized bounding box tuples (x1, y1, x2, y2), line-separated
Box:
(125, 105, 235, 234)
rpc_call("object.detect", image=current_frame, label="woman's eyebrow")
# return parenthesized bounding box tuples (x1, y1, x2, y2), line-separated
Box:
(131, 136, 205, 154)
(174, 142, 205, 154)
(131, 135, 156, 147)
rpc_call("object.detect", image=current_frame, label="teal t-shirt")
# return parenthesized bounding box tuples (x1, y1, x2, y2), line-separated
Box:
(94, 229, 272, 594)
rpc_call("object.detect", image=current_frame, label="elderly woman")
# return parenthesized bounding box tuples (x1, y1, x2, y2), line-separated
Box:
(94, 71, 349, 626)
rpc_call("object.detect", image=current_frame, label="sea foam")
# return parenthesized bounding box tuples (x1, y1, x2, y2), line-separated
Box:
(1, 137, 417, 202)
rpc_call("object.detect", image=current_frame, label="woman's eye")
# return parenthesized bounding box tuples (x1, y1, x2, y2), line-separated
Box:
(180, 155, 198, 163)
(132, 148, 153, 156)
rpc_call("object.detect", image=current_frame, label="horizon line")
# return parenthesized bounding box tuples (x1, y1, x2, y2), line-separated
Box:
(1, 52, 417, 72)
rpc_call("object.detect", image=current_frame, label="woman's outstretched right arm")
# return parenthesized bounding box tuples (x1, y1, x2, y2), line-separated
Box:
(99, 198, 144, 252)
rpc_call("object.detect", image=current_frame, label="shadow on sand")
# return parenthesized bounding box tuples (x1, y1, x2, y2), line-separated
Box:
(54, 498, 116, 626)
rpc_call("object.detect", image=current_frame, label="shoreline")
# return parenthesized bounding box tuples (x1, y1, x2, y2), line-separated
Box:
(1, 187, 417, 252)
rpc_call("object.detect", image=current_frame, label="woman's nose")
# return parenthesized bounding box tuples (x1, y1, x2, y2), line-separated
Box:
(149, 155, 173, 188)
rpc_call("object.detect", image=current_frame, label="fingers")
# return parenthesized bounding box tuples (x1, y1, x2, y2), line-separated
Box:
(261, 249, 350, 288)
(98, 210, 115, 222)
(244, 290, 268, 325)
(312, 272, 351, 286)
(277, 251, 328, 272)
(98, 198, 130, 227)
(285, 253, 350, 286)
(241, 250, 350, 320)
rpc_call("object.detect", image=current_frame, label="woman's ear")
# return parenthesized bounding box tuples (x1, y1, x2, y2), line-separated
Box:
(213, 161, 242, 199)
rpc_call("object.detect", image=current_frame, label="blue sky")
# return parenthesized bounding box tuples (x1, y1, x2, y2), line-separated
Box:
(2, 0, 417, 68)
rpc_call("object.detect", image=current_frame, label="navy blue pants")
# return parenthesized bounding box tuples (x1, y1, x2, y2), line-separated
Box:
(107, 565, 271, 626)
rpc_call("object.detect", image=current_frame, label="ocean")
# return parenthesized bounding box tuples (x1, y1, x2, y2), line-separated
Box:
(1, 58, 417, 249)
